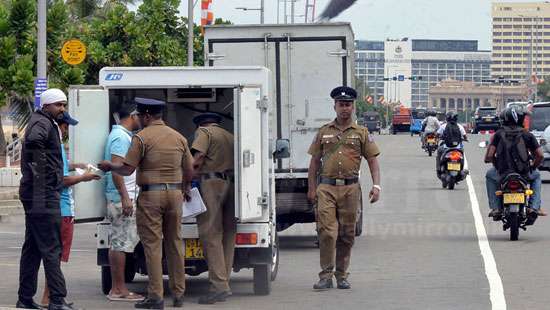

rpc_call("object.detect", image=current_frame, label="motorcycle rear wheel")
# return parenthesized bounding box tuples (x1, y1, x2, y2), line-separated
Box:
(448, 181, 455, 190)
(509, 213, 520, 241)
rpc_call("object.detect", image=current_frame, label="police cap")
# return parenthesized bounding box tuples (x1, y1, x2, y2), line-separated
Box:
(330, 86, 357, 101)
(193, 112, 223, 126)
(135, 97, 165, 115)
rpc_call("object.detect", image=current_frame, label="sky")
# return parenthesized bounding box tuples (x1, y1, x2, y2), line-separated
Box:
(178, 0, 550, 51)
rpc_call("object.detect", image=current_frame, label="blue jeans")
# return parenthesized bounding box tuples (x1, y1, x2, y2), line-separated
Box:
(485, 167, 541, 210)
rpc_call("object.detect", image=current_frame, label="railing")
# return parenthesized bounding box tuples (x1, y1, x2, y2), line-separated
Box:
(6, 138, 21, 167)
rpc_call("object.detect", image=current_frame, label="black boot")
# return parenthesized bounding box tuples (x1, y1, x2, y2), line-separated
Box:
(198, 291, 230, 305)
(313, 278, 333, 290)
(135, 297, 164, 309)
(173, 295, 184, 308)
(48, 300, 78, 310)
(16, 299, 42, 309)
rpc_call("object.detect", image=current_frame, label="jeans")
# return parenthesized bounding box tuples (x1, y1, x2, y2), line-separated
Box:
(485, 167, 542, 210)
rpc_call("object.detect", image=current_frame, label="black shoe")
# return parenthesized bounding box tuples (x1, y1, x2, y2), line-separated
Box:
(313, 278, 333, 290)
(16, 299, 42, 309)
(198, 291, 230, 305)
(488, 209, 502, 218)
(48, 301, 77, 310)
(337, 279, 351, 289)
(173, 295, 184, 308)
(135, 298, 164, 309)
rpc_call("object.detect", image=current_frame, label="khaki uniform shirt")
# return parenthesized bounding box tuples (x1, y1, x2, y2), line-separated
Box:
(124, 120, 193, 185)
(191, 124, 234, 173)
(308, 120, 380, 179)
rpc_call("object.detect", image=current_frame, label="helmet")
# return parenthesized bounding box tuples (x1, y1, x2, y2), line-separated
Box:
(501, 106, 528, 127)
(427, 110, 436, 117)
(446, 111, 458, 123)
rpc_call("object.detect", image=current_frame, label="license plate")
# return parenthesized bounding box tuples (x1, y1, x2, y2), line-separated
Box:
(185, 239, 204, 259)
(484, 118, 492, 122)
(503, 193, 525, 204)
(427, 139, 436, 143)
(447, 162, 461, 171)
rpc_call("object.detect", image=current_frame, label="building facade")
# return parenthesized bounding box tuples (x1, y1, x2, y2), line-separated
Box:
(428, 79, 528, 113)
(492, 2, 550, 81)
(355, 39, 492, 108)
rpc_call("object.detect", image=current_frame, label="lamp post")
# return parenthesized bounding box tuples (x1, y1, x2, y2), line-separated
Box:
(236, 0, 265, 24)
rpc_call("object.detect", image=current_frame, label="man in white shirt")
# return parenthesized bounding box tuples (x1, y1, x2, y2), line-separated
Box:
(421, 110, 441, 146)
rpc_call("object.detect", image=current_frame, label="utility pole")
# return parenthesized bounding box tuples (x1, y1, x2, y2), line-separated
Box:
(261, 0, 265, 24)
(37, 0, 47, 80)
(291, 0, 295, 23)
(187, 0, 194, 66)
(284, 0, 288, 24)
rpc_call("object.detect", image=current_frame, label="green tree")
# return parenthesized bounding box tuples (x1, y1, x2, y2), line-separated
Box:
(538, 79, 550, 101)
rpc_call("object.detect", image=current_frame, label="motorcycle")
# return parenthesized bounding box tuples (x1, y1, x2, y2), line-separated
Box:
(423, 133, 438, 157)
(494, 173, 537, 241)
(437, 146, 469, 190)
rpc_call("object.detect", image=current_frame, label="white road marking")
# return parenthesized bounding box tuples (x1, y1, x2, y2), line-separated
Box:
(464, 158, 507, 310)
(0, 232, 20, 235)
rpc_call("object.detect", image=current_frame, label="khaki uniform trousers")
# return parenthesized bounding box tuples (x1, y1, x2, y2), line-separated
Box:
(316, 183, 361, 280)
(136, 190, 185, 300)
(197, 178, 236, 292)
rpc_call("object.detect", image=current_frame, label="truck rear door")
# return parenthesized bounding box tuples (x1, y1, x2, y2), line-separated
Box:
(68, 87, 109, 222)
(235, 87, 265, 221)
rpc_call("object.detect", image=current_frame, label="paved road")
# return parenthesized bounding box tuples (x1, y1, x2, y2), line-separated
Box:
(1, 134, 550, 309)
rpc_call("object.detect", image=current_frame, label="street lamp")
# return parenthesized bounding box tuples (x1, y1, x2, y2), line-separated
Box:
(236, 0, 264, 24)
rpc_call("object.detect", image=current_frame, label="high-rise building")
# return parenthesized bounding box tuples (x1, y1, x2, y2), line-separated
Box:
(355, 39, 491, 108)
(492, 2, 550, 81)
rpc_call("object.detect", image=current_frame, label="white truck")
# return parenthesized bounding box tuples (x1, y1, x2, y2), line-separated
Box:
(69, 66, 286, 295)
(204, 23, 363, 234)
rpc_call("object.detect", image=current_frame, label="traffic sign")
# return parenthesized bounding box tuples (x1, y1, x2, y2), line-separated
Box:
(61, 39, 87, 65)
(34, 78, 48, 110)
(398, 75, 405, 81)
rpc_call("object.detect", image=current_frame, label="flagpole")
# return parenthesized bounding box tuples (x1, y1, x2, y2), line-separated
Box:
(188, 0, 194, 66)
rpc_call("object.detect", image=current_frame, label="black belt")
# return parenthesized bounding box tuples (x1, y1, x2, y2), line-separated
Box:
(141, 183, 181, 192)
(200, 172, 233, 181)
(319, 177, 359, 186)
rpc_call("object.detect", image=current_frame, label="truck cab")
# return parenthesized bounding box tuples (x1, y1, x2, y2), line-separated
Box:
(69, 66, 280, 296)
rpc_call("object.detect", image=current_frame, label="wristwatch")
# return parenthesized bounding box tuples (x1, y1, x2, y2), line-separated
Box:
(373, 185, 382, 192)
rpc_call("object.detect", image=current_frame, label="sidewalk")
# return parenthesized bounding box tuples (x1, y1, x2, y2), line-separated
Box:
(0, 187, 21, 222)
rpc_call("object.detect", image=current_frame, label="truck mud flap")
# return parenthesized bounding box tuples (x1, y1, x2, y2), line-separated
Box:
(234, 247, 273, 269)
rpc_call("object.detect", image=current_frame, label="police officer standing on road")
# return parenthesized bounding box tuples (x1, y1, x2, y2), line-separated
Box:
(191, 113, 236, 304)
(99, 98, 194, 310)
(307, 86, 381, 291)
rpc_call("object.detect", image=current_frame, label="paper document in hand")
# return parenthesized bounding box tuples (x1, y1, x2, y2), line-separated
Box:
(182, 187, 207, 219)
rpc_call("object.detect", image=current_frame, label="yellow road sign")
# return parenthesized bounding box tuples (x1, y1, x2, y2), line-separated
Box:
(61, 39, 86, 65)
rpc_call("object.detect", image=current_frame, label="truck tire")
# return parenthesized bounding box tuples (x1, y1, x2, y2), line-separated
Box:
(124, 255, 136, 283)
(253, 264, 272, 295)
(355, 204, 364, 237)
(101, 266, 112, 295)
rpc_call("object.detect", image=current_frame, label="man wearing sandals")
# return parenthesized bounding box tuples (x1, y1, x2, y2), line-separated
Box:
(103, 104, 144, 302)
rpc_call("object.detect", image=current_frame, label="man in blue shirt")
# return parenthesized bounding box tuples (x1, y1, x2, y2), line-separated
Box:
(40, 112, 100, 308)
(103, 105, 143, 302)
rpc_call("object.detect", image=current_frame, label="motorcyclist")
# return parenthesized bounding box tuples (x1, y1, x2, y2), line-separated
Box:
(485, 106, 546, 217)
(421, 110, 440, 147)
(435, 111, 468, 175)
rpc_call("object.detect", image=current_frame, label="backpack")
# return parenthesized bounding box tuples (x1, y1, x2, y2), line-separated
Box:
(495, 126, 530, 176)
(442, 122, 462, 147)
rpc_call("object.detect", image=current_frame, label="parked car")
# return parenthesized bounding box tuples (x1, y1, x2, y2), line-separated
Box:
(473, 107, 500, 133)
(525, 102, 550, 171)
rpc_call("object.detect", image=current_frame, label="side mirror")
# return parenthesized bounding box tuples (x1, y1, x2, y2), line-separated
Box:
(273, 139, 290, 159)
(478, 141, 488, 148)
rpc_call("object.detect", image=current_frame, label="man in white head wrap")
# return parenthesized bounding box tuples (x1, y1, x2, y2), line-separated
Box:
(17, 88, 77, 310)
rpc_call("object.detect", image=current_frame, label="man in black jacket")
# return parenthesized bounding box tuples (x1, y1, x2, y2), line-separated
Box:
(16, 88, 74, 310)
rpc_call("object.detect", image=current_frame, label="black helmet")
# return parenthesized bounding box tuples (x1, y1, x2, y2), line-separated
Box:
(501, 106, 527, 127)
(446, 111, 458, 123)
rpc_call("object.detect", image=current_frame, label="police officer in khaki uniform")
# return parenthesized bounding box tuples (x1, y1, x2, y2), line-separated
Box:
(99, 98, 194, 309)
(191, 113, 236, 304)
(307, 86, 381, 290)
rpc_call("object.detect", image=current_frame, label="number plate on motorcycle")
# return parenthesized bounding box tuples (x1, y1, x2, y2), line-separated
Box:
(427, 139, 436, 143)
(447, 163, 461, 171)
(503, 193, 525, 204)
(185, 239, 204, 259)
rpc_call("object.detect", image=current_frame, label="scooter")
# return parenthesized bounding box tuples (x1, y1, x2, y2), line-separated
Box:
(437, 146, 469, 190)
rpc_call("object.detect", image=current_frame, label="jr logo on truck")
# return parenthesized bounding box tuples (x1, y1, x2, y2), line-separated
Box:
(105, 73, 123, 81)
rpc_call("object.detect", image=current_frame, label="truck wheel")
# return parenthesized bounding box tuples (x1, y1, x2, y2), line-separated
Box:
(124, 254, 136, 283)
(355, 204, 364, 237)
(271, 234, 279, 281)
(101, 266, 112, 295)
(253, 264, 272, 295)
